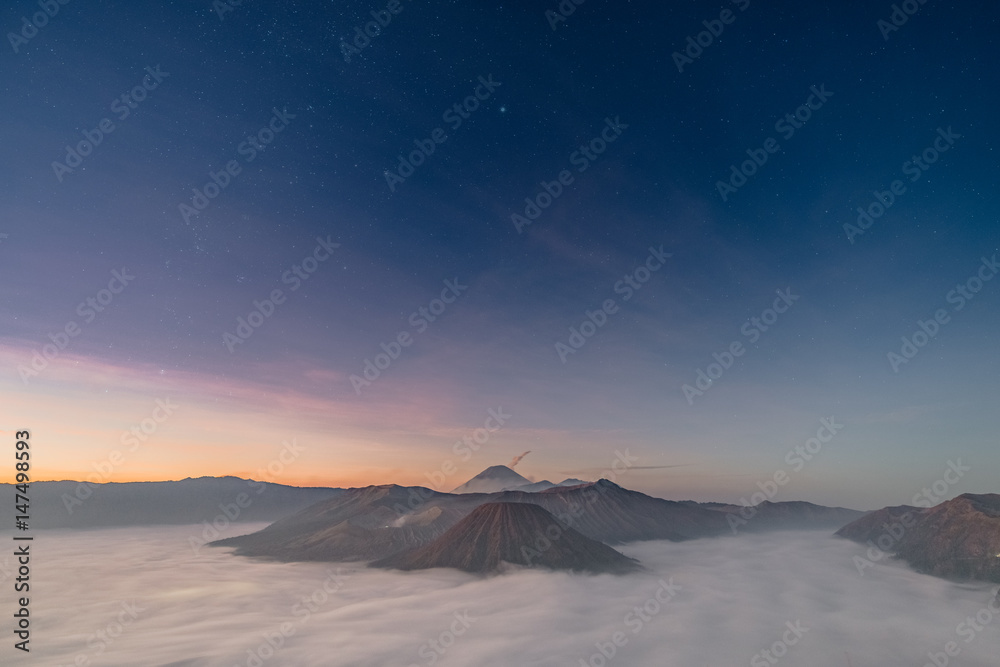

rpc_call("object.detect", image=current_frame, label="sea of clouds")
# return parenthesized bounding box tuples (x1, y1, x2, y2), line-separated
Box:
(3, 524, 998, 666)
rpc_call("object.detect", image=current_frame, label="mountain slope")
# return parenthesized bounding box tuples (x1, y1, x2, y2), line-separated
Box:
(372, 502, 640, 574)
(496, 479, 731, 543)
(212, 484, 480, 561)
(834, 504, 921, 543)
(837, 494, 1000, 582)
(451, 465, 532, 494)
(213, 479, 732, 561)
(215, 479, 876, 565)
(692, 499, 865, 532)
(508, 478, 590, 492)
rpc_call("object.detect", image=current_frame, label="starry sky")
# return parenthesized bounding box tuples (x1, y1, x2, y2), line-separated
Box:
(1, 0, 998, 509)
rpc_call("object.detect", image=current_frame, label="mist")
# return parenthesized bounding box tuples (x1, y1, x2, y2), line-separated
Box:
(7, 525, 998, 666)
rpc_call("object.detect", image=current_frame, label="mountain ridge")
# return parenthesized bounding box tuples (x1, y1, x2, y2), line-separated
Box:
(372, 501, 641, 574)
(836, 493, 1000, 582)
(214, 477, 867, 570)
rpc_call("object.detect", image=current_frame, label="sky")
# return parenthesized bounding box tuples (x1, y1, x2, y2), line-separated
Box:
(1, 0, 998, 509)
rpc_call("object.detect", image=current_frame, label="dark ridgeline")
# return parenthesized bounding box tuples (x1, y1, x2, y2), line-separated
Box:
(1, 477, 342, 529)
(213, 477, 867, 573)
(372, 502, 641, 574)
(837, 493, 1000, 583)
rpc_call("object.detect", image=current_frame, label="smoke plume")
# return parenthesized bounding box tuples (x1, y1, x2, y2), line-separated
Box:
(509, 451, 531, 468)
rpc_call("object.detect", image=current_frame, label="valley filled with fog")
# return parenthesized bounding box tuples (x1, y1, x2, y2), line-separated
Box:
(7, 525, 998, 666)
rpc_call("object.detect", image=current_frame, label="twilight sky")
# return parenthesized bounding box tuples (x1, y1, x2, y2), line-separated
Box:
(1, 0, 998, 509)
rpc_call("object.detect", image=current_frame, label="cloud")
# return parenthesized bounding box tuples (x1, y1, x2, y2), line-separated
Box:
(10, 526, 1000, 666)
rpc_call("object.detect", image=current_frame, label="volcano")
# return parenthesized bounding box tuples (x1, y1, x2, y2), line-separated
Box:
(451, 465, 533, 494)
(372, 501, 640, 574)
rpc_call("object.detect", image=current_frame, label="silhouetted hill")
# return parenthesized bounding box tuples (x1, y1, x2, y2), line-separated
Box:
(498, 479, 731, 542)
(837, 494, 1000, 582)
(835, 504, 921, 542)
(213, 479, 727, 562)
(372, 502, 640, 574)
(212, 484, 480, 561)
(213, 478, 864, 565)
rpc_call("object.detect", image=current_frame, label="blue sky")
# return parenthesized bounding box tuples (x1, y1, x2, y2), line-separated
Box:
(1, 0, 997, 509)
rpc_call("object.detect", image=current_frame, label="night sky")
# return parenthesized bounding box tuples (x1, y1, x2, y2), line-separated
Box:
(2, 0, 998, 509)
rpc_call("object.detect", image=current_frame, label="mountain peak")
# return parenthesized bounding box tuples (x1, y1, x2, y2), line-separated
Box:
(480, 465, 523, 477)
(371, 501, 640, 574)
(837, 494, 1000, 582)
(451, 465, 532, 494)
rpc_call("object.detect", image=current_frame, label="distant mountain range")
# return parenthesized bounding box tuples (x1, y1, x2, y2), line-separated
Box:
(450, 464, 587, 494)
(24, 468, 996, 583)
(0, 477, 342, 529)
(837, 493, 1000, 583)
(688, 499, 866, 532)
(213, 475, 866, 574)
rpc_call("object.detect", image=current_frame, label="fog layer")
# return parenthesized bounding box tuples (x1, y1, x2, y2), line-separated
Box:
(7, 525, 998, 666)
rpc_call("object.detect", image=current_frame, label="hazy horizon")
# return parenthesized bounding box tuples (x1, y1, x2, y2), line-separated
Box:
(10, 472, 998, 515)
